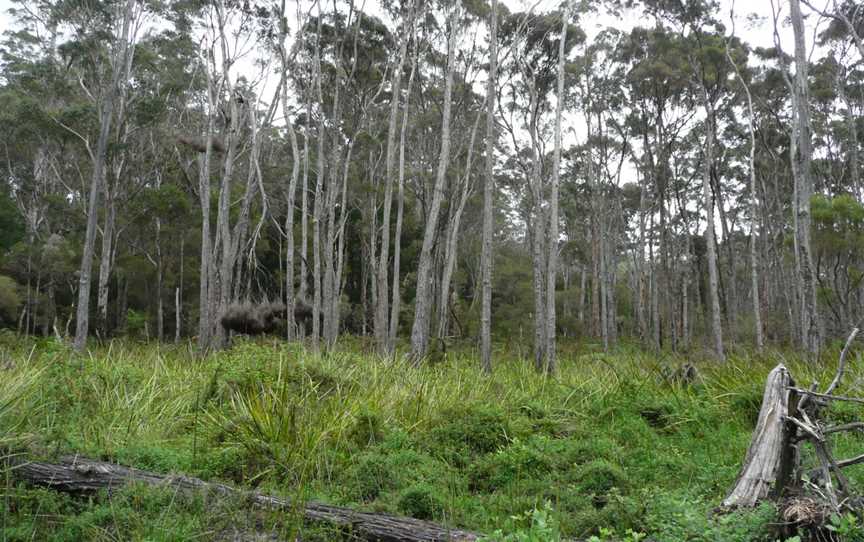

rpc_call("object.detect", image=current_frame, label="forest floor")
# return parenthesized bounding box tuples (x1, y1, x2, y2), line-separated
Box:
(1, 333, 863, 541)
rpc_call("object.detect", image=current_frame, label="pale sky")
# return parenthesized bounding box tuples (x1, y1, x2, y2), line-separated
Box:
(0, 0, 802, 56)
(0, 0, 841, 240)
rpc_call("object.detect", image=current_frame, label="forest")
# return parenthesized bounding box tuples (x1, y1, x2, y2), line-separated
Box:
(1, 0, 864, 540)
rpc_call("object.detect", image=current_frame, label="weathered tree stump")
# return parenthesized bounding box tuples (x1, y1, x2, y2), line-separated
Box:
(7, 454, 480, 542)
(722, 364, 798, 508)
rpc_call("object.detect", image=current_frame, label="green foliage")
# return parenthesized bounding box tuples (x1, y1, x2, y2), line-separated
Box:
(426, 404, 512, 464)
(570, 458, 628, 494)
(480, 502, 562, 542)
(0, 189, 24, 252)
(347, 410, 385, 448)
(0, 275, 21, 326)
(0, 358, 43, 448)
(2, 342, 862, 539)
(397, 483, 445, 520)
(827, 512, 864, 541)
(469, 438, 552, 492)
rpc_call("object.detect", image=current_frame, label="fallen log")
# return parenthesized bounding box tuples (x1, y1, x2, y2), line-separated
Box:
(722, 364, 799, 508)
(7, 454, 480, 542)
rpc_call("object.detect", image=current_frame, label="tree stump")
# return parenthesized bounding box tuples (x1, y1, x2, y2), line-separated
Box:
(722, 364, 798, 508)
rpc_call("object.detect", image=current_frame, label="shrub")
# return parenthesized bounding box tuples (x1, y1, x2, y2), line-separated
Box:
(569, 459, 627, 495)
(397, 483, 445, 520)
(480, 502, 562, 541)
(347, 451, 396, 501)
(571, 489, 646, 537)
(427, 404, 511, 464)
(0, 275, 20, 326)
(470, 440, 552, 492)
(348, 411, 384, 448)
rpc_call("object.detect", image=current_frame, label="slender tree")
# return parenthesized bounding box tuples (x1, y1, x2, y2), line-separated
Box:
(375, 0, 414, 355)
(480, 0, 498, 373)
(790, 0, 823, 357)
(544, 2, 570, 374)
(409, 0, 460, 362)
(74, 0, 139, 351)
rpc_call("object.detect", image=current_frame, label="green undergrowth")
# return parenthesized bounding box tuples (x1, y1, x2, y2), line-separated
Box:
(1, 334, 863, 541)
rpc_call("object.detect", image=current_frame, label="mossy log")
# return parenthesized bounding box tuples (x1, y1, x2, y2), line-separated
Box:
(8, 454, 480, 542)
(722, 364, 798, 508)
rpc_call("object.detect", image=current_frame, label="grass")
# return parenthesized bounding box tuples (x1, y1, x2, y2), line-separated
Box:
(1, 331, 863, 541)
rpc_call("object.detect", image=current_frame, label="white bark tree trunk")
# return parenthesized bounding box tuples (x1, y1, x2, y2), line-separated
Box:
(409, 0, 460, 362)
(726, 37, 765, 350)
(790, 0, 822, 357)
(699, 84, 725, 361)
(375, 2, 413, 354)
(480, 0, 497, 373)
(73, 0, 137, 352)
(389, 33, 420, 353)
(436, 114, 481, 340)
(279, 6, 301, 340)
(544, 3, 569, 373)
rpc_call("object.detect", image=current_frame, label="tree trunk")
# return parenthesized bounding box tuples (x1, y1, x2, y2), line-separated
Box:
(375, 3, 413, 355)
(279, 12, 301, 341)
(389, 38, 419, 354)
(544, 3, 568, 373)
(727, 42, 765, 350)
(409, 1, 459, 362)
(299, 113, 311, 305)
(722, 364, 797, 508)
(311, 7, 326, 349)
(196, 43, 219, 352)
(322, 83, 342, 348)
(790, 0, 822, 358)
(480, 0, 497, 374)
(437, 115, 481, 340)
(73, 0, 137, 352)
(96, 191, 116, 338)
(700, 84, 725, 361)
(526, 79, 547, 371)
(10, 455, 480, 542)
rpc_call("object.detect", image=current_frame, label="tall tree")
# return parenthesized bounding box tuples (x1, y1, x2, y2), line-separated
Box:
(409, 0, 460, 362)
(480, 0, 498, 373)
(790, 0, 823, 357)
(73, 0, 140, 351)
(375, 0, 414, 355)
(544, 2, 571, 373)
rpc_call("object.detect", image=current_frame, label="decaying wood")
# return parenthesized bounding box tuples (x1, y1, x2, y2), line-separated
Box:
(723, 328, 863, 516)
(8, 454, 480, 542)
(722, 364, 797, 508)
(788, 388, 864, 406)
(824, 327, 859, 396)
(823, 422, 864, 436)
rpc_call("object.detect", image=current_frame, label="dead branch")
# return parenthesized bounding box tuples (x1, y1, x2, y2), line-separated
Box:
(7, 454, 480, 542)
(788, 388, 864, 406)
(825, 327, 859, 396)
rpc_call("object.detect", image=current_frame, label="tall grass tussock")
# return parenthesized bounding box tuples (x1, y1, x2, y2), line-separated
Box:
(1, 334, 863, 541)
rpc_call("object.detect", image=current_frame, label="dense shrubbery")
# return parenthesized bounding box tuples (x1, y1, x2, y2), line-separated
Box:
(1, 339, 861, 540)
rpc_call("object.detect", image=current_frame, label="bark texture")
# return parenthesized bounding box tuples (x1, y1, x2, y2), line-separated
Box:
(9, 455, 480, 542)
(409, 1, 459, 362)
(480, 0, 498, 374)
(722, 364, 797, 508)
(790, 0, 822, 357)
(73, 0, 137, 351)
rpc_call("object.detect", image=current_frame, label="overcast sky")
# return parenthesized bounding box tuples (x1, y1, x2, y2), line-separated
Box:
(0, 0, 801, 52)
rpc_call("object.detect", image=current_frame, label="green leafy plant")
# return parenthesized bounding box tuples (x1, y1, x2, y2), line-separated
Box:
(480, 502, 562, 542)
